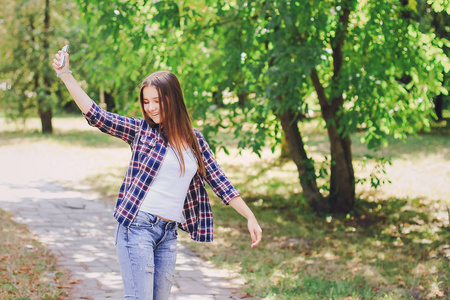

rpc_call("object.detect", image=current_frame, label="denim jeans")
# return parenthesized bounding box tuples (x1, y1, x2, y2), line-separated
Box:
(115, 211, 178, 300)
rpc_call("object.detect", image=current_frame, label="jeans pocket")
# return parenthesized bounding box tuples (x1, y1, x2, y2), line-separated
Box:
(131, 212, 158, 228)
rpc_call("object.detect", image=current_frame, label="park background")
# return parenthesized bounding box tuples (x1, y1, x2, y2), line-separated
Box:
(0, 0, 449, 299)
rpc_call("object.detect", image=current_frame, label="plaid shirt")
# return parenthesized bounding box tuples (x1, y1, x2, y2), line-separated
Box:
(84, 102, 240, 242)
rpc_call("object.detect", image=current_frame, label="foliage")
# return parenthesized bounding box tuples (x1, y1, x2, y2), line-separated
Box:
(0, 0, 86, 131)
(73, 0, 448, 145)
(68, 0, 449, 212)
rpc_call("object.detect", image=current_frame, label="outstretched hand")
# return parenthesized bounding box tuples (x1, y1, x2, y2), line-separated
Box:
(51, 50, 70, 74)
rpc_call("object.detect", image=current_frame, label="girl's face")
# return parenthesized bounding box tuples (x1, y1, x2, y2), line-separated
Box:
(142, 86, 161, 124)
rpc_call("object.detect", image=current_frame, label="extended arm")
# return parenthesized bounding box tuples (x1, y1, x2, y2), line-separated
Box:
(51, 49, 139, 144)
(52, 51, 93, 114)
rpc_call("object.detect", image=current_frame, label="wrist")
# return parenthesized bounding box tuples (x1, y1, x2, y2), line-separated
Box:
(247, 214, 257, 222)
(242, 209, 256, 221)
(57, 69, 72, 78)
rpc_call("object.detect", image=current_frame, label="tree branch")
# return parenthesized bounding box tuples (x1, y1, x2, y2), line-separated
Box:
(310, 68, 330, 115)
(329, 1, 353, 113)
(331, 3, 352, 83)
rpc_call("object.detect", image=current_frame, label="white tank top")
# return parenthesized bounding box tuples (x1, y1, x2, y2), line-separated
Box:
(139, 146, 198, 222)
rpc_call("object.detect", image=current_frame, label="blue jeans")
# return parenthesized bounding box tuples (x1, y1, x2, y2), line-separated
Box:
(115, 211, 178, 300)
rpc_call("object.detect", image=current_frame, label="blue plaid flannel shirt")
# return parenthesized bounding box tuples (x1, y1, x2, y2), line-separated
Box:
(84, 102, 240, 242)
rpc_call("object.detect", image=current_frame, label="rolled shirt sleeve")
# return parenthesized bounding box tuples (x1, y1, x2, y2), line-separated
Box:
(195, 130, 240, 205)
(84, 102, 141, 145)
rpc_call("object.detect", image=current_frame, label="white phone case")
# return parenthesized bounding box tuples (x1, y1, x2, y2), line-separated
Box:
(59, 45, 69, 68)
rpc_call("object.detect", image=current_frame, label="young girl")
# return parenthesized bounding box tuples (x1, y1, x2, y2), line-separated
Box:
(52, 48, 262, 300)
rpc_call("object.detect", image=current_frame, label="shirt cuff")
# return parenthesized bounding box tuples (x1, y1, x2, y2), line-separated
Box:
(220, 188, 240, 205)
(83, 102, 101, 127)
(83, 101, 97, 118)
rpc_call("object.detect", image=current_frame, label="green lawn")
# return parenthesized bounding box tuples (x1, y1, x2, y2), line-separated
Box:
(0, 115, 448, 299)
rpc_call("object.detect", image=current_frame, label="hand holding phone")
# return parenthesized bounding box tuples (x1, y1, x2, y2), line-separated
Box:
(59, 45, 69, 68)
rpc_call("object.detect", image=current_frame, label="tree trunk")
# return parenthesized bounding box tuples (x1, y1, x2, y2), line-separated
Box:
(212, 90, 225, 108)
(327, 119, 355, 213)
(311, 68, 355, 213)
(280, 136, 291, 160)
(434, 93, 444, 121)
(40, 0, 53, 134)
(307, 2, 355, 213)
(278, 109, 328, 212)
(38, 106, 53, 133)
(237, 92, 248, 107)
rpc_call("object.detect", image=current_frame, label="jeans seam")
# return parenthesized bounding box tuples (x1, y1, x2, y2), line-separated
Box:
(125, 228, 137, 298)
(114, 224, 120, 246)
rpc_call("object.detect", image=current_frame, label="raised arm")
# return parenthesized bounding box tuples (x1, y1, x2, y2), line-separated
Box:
(52, 50, 93, 114)
(51, 49, 140, 145)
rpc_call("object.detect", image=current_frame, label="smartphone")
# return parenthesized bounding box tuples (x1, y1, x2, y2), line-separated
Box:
(59, 45, 69, 68)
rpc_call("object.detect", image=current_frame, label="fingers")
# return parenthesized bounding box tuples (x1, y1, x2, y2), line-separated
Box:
(52, 53, 62, 70)
(51, 51, 69, 73)
(250, 228, 257, 246)
(248, 219, 262, 248)
(51, 57, 61, 71)
(53, 56, 60, 65)
(251, 227, 262, 248)
(55, 52, 62, 63)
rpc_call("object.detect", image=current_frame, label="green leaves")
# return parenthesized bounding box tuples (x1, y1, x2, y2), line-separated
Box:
(152, 1, 181, 29)
(0, 0, 85, 130)
(67, 0, 449, 206)
(427, 0, 450, 14)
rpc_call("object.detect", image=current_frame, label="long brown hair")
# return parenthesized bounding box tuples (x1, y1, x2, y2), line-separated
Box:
(139, 71, 206, 177)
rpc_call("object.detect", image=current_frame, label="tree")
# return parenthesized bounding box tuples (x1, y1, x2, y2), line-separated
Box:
(74, 0, 449, 213)
(398, 0, 450, 121)
(0, 0, 83, 133)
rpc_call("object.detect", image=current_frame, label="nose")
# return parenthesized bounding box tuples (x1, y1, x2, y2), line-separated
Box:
(149, 101, 157, 111)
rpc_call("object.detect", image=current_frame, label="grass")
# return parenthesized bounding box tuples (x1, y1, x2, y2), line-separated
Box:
(0, 114, 449, 299)
(0, 209, 70, 299)
(185, 196, 449, 299)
